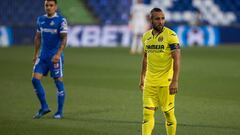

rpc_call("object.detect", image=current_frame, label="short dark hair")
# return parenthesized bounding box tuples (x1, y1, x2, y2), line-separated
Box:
(45, 0, 57, 4)
(150, 8, 163, 14)
(150, 8, 163, 19)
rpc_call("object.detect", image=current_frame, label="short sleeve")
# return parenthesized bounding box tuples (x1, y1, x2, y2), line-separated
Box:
(60, 18, 68, 33)
(142, 34, 147, 52)
(36, 17, 41, 33)
(168, 31, 179, 44)
(168, 31, 180, 50)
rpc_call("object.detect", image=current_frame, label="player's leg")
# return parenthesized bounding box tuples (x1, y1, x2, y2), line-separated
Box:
(130, 33, 138, 54)
(50, 56, 65, 118)
(32, 73, 48, 110)
(32, 58, 51, 118)
(159, 87, 177, 135)
(142, 107, 155, 135)
(142, 86, 159, 135)
(137, 34, 143, 54)
(164, 108, 177, 135)
(53, 77, 65, 118)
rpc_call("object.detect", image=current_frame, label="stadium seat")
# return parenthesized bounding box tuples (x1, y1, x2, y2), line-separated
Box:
(1, 0, 240, 26)
(0, 0, 43, 26)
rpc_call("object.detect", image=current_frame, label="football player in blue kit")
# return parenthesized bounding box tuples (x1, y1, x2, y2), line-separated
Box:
(32, 0, 68, 119)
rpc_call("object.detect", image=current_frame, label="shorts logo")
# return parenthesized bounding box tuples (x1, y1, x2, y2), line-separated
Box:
(54, 63, 59, 68)
(55, 71, 59, 75)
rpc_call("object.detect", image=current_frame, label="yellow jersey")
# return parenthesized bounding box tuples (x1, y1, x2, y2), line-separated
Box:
(142, 27, 180, 86)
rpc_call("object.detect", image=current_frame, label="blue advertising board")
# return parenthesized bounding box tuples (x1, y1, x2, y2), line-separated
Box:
(174, 25, 220, 47)
(3, 25, 240, 47)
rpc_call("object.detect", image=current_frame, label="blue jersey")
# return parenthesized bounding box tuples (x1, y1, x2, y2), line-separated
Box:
(36, 13, 68, 58)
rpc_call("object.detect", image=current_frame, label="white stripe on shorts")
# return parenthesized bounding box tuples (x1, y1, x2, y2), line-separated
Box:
(60, 57, 63, 77)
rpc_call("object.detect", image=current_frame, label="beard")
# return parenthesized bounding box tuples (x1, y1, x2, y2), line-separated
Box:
(152, 24, 164, 32)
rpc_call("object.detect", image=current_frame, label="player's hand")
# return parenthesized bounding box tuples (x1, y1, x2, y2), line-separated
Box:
(169, 80, 178, 95)
(52, 54, 60, 63)
(33, 56, 37, 64)
(139, 81, 144, 92)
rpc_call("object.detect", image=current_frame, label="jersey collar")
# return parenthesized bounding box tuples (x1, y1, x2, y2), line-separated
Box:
(44, 13, 58, 18)
(151, 27, 165, 38)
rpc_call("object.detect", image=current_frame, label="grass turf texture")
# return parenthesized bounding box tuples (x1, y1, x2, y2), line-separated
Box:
(0, 46, 239, 135)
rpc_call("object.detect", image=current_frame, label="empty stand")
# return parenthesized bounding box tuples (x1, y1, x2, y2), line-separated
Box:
(0, 0, 240, 26)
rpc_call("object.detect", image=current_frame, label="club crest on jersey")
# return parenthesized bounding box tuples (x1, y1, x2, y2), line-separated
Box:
(50, 21, 55, 26)
(158, 36, 163, 42)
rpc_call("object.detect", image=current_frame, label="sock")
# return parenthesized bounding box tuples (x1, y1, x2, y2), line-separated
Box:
(54, 79, 65, 114)
(32, 77, 48, 110)
(164, 108, 177, 135)
(142, 108, 155, 135)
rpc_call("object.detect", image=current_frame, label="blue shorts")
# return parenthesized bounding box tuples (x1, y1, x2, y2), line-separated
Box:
(33, 56, 64, 78)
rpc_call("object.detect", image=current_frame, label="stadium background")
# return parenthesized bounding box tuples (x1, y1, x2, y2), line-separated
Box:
(0, 0, 240, 135)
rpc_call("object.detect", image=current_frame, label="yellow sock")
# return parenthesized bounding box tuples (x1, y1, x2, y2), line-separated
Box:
(142, 108, 155, 135)
(164, 108, 177, 135)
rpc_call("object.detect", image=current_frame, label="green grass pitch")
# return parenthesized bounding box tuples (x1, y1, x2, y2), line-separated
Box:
(0, 46, 240, 135)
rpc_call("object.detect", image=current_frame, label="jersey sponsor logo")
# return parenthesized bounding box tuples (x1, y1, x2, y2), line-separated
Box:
(146, 44, 165, 53)
(41, 28, 57, 34)
(146, 44, 164, 49)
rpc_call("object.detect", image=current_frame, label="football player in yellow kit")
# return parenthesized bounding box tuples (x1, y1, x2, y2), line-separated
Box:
(139, 8, 181, 135)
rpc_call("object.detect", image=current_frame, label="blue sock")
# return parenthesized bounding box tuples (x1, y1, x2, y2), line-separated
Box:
(32, 78, 48, 110)
(55, 80, 65, 114)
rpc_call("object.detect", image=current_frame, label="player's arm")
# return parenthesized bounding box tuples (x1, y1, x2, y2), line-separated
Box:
(170, 45, 181, 95)
(58, 33, 68, 55)
(139, 52, 147, 91)
(52, 18, 68, 64)
(33, 32, 41, 64)
(52, 33, 67, 63)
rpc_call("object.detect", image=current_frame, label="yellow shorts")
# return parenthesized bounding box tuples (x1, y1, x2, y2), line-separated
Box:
(143, 85, 175, 112)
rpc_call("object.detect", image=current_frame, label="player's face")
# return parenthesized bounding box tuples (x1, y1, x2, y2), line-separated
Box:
(151, 11, 165, 32)
(44, 1, 57, 16)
